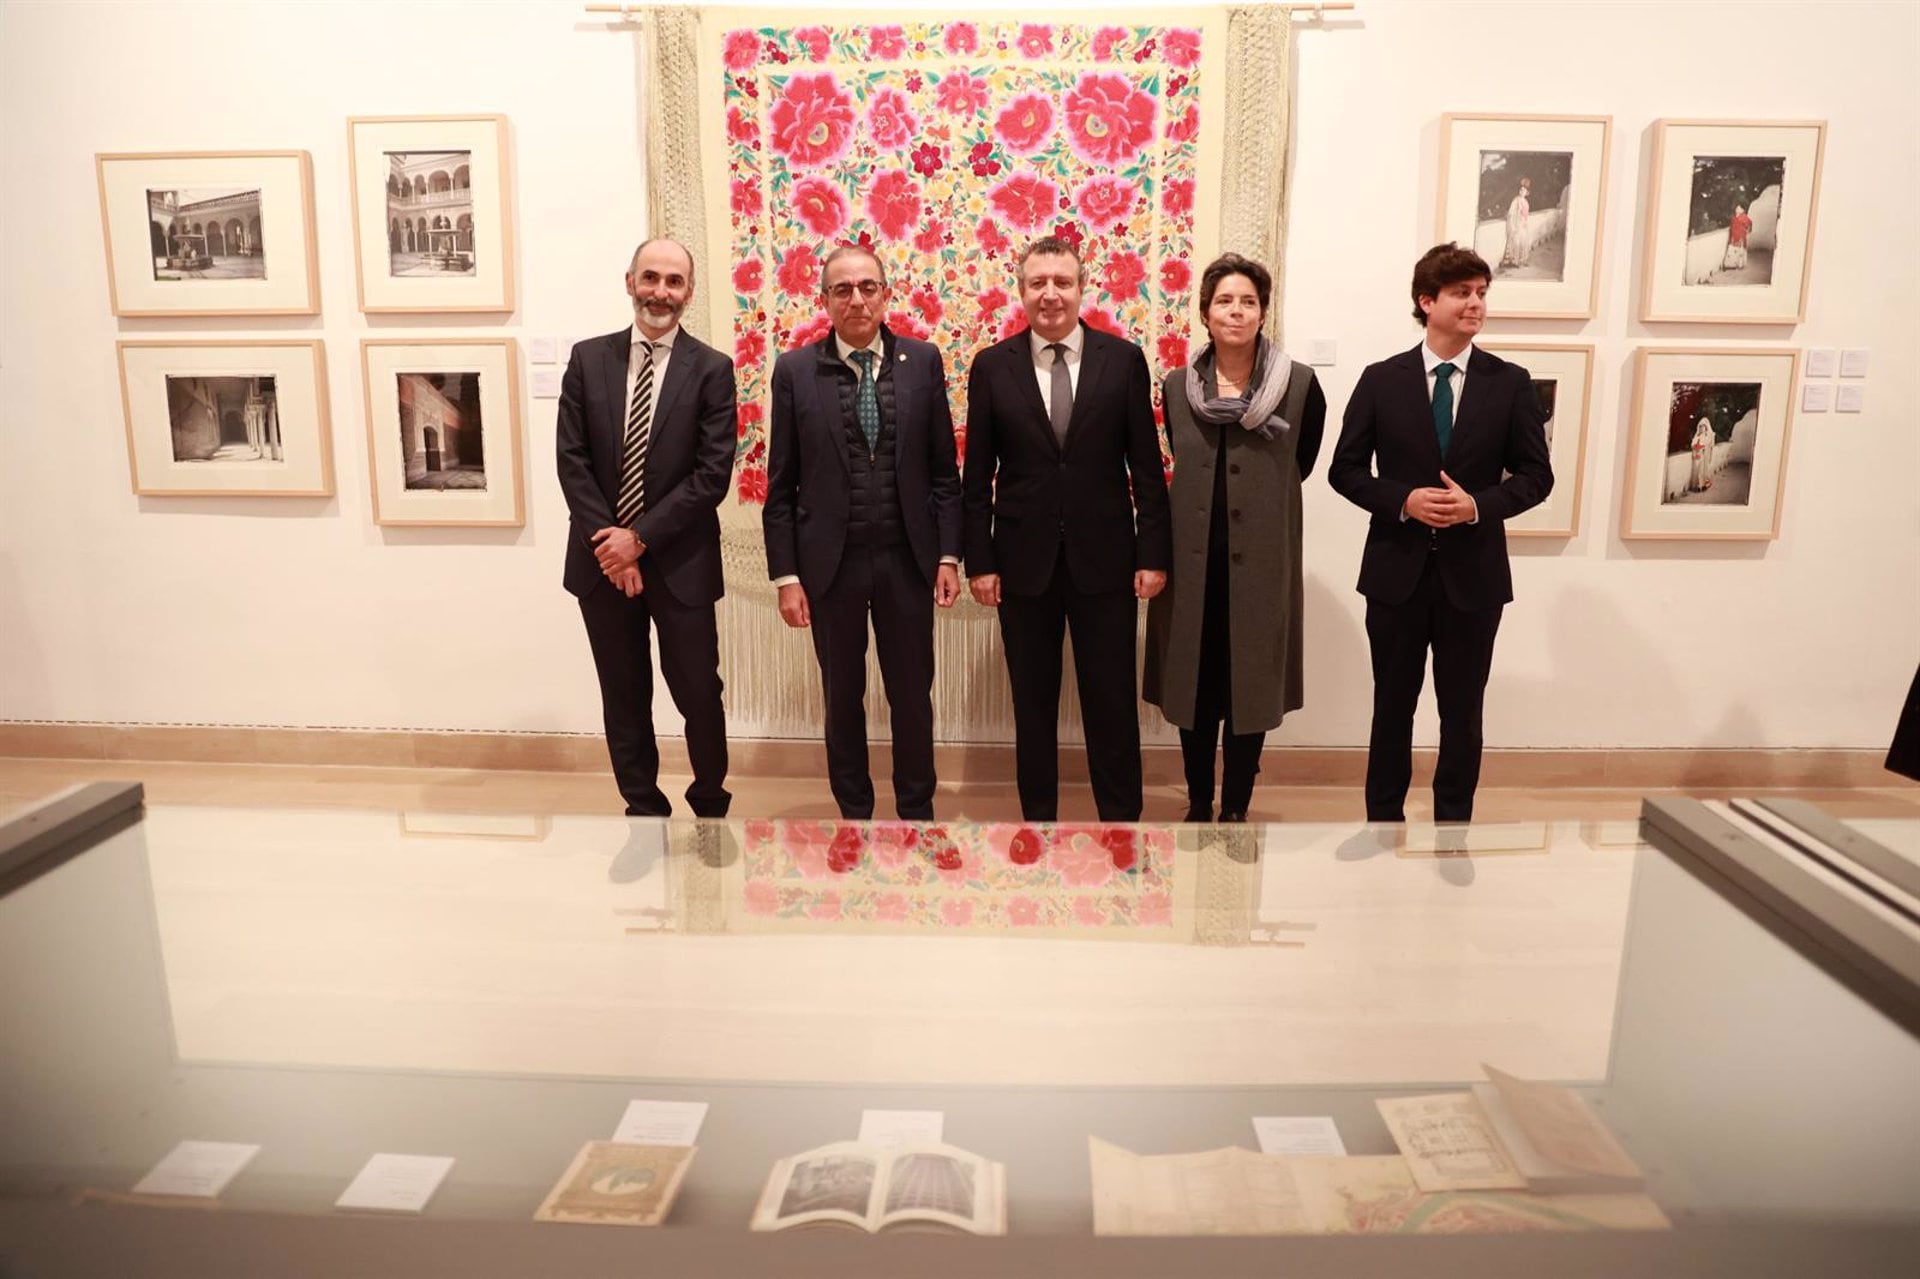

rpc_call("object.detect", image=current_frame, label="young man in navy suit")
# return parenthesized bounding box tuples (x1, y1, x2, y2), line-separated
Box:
(763, 246, 963, 820)
(1329, 244, 1552, 822)
(556, 238, 737, 817)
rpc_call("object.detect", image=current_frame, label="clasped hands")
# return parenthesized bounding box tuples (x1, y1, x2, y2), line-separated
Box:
(966, 569, 1165, 608)
(590, 526, 643, 598)
(778, 564, 963, 629)
(1403, 471, 1478, 529)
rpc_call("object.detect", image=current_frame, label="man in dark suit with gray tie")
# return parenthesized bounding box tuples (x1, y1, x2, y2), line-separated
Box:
(763, 246, 964, 820)
(1329, 243, 1553, 823)
(556, 238, 737, 817)
(962, 237, 1172, 822)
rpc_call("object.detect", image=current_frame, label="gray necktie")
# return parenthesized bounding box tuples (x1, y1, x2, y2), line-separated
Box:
(1047, 342, 1072, 448)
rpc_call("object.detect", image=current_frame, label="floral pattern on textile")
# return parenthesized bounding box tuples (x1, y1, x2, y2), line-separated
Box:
(722, 21, 1204, 500)
(736, 820, 1179, 935)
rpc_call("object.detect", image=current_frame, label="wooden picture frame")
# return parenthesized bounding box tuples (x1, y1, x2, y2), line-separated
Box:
(1436, 114, 1612, 320)
(1640, 120, 1826, 324)
(1478, 342, 1594, 538)
(346, 114, 516, 313)
(360, 338, 524, 526)
(1621, 346, 1800, 540)
(96, 151, 319, 317)
(115, 340, 333, 497)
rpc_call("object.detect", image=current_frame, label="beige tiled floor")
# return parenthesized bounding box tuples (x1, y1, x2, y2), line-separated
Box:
(3, 754, 1917, 824)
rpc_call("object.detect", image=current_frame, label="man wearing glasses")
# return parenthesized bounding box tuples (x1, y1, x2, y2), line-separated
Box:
(763, 246, 964, 819)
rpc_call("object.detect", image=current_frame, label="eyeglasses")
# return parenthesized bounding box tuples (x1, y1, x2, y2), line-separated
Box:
(825, 280, 885, 300)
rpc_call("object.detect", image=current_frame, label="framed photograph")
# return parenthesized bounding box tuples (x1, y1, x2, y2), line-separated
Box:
(1479, 342, 1593, 538)
(95, 152, 319, 317)
(1622, 347, 1800, 540)
(360, 338, 523, 526)
(347, 115, 515, 313)
(1436, 114, 1612, 319)
(1641, 120, 1826, 323)
(115, 340, 333, 497)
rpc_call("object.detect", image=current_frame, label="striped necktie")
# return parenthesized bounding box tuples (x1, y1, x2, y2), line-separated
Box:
(616, 340, 658, 526)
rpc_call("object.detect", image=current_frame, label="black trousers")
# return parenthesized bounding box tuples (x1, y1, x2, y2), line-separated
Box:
(578, 575, 731, 818)
(1181, 537, 1266, 817)
(808, 541, 938, 820)
(999, 549, 1143, 822)
(1363, 553, 1503, 822)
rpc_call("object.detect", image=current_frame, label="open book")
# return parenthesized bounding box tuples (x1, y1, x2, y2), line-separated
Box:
(750, 1141, 1006, 1235)
(1377, 1064, 1645, 1194)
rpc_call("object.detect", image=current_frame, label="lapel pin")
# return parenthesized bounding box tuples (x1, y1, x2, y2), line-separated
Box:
(897, 352, 906, 362)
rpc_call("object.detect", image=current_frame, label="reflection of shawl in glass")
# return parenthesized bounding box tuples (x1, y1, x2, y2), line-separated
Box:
(1184, 335, 1294, 441)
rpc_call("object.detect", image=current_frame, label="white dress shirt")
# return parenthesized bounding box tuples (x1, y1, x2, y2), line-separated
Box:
(1414, 338, 1478, 523)
(626, 322, 678, 422)
(1029, 323, 1084, 415)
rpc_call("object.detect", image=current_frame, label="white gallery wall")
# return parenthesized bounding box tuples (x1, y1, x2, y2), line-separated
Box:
(1, 0, 1915, 750)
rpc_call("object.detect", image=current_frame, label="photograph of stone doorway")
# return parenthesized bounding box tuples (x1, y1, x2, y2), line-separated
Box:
(395, 371, 486, 490)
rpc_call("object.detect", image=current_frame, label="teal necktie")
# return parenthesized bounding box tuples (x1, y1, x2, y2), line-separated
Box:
(851, 349, 879, 454)
(1432, 361, 1457, 456)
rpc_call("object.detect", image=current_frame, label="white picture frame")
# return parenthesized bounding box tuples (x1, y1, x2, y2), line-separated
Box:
(1436, 114, 1612, 320)
(360, 338, 524, 527)
(1622, 346, 1800, 541)
(115, 340, 333, 497)
(1640, 120, 1826, 324)
(1479, 342, 1593, 538)
(96, 151, 320, 317)
(347, 114, 516, 314)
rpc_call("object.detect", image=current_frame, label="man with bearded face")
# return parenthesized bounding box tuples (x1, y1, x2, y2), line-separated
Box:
(557, 238, 738, 817)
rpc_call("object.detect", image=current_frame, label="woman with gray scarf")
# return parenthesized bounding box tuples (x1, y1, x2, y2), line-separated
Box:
(1144, 254, 1325, 821)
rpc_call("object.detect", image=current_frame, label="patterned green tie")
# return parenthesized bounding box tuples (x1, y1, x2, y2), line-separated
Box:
(1432, 361, 1457, 455)
(851, 348, 879, 454)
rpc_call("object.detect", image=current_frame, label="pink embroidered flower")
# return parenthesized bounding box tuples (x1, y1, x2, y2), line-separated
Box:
(1100, 250, 1147, 300)
(865, 86, 917, 151)
(1007, 896, 1042, 927)
(1073, 896, 1109, 928)
(1100, 826, 1137, 872)
(792, 25, 830, 61)
(1008, 827, 1044, 865)
(994, 92, 1055, 155)
(723, 29, 762, 71)
(726, 105, 757, 146)
(787, 311, 834, 348)
(808, 889, 844, 920)
(732, 257, 763, 295)
(1063, 73, 1157, 168)
(768, 73, 857, 169)
(737, 466, 768, 503)
(736, 401, 763, 438)
(1168, 105, 1201, 143)
(1163, 28, 1201, 68)
(999, 309, 1031, 340)
(912, 218, 946, 254)
(910, 141, 944, 177)
(1160, 258, 1192, 293)
(943, 22, 979, 55)
(743, 879, 779, 915)
(936, 71, 990, 117)
(1052, 831, 1118, 887)
(988, 171, 1059, 233)
(940, 898, 976, 928)
(976, 218, 1012, 258)
(791, 176, 850, 238)
(733, 329, 766, 368)
(728, 178, 761, 219)
(1075, 175, 1138, 233)
(1137, 889, 1173, 927)
(1162, 177, 1196, 217)
(908, 283, 944, 327)
(865, 167, 922, 241)
(874, 891, 911, 922)
(1015, 23, 1055, 58)
(776, 246, 821, 297)
(1092, 25, 1127, 61)
(967, 140, 1003, 178)
(1158, 332, 1189, 370)
(867, 24, 906, 59)
(1080, 304, 1124, 338)
(975, 284, 1009, 319)
(744, 818, 776, 844)
(884, 309, 932, 341)
(1050, 219, 1085, 252)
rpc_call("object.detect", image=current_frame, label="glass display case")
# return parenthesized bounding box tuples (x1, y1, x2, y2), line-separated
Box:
(2, 784, 1915, 1276)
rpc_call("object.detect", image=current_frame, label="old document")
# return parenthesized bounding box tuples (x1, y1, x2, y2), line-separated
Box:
(533, 1142, 696, 1226)
(1376, 1093, 1527, 1191)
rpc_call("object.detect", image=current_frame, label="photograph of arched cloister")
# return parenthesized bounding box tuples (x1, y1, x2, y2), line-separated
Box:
(384, 151, 475, 277)
(146, 187, 265, 281)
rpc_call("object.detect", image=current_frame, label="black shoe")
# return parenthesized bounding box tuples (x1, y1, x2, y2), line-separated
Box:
(1184, 805, 1212, 823)
(1217, 811, 1248, 823)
